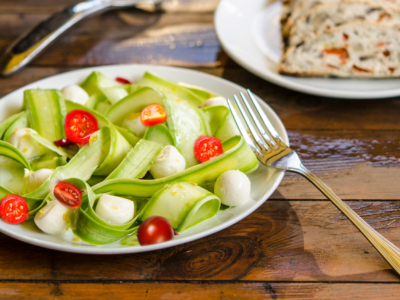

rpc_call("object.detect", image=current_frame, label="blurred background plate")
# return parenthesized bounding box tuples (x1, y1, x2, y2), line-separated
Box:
(215, 0, 400, 99)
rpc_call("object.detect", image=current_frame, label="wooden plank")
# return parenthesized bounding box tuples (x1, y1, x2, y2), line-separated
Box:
(0, 10, 220, 68)
(0, 0, 78, 13)
(0, 0, 219, 13)
(0, 10, 216, 38)
(221, 67, 400, 130)
(242, 201, 400, 282)
(272, 129, 400, 200)
(0, 201, 398, 282)
(0, 282, 399, 300)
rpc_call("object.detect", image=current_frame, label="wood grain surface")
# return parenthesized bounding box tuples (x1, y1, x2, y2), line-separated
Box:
(0, 282, 399, 300)
(1, 0, 400, 298)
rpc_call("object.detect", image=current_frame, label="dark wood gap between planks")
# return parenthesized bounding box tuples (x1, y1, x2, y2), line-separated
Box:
(0, 279, 399, 284)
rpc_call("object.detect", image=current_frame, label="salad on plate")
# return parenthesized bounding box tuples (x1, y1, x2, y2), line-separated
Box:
(0, 71, 259, 247)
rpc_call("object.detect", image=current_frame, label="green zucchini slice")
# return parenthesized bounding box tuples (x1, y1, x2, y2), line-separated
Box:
(106, 87, 165, 126)
(140, 182, 220, 232)
(115, 126, 140, 147)
(0, 112, 25, 141)
(92, 135, 258, 198)
(201, 106, 229, 136)
(72, 180, 142, 245)
(107, 139, 163, 180)
(65, 100, 132, 176)
(143, 124, 174, 147)
(81, 72, 130, 114)
(25, 127, 111, 199)
(164, 97, 209, 167)
(0, 141, 31, 170)
(202, 106, 239, 142)
(30, 155, 67, 171)
(138, 72, 205, 106)
(177, 82, 217, 101)
(3, 112, 28, 143)
(28, 130, 72, 159)
(24, 89, 66, 142)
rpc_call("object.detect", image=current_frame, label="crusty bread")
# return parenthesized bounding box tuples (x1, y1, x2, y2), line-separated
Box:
(280, 22, 400, 77)
(282, 0, 400, 37)
(289, 0, 400, 46)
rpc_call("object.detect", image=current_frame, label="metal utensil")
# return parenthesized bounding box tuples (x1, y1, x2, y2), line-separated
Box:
(0, 0, 161, 77)
(228, 89, 400, 275)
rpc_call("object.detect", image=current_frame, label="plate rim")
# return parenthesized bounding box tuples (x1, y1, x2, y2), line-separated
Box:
(0, 64, 287, 254)
(214, 0, 400, 99)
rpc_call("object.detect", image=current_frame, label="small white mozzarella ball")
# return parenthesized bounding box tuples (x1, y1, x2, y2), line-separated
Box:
(61, 85, 89, 105)
(34, 200, 72, 235)
(150, 145, 186, 179)
(23, 168, 53, 193)
(122, 113, 147, 137)
(214, 170, 251, 206)
(9, 128, 46, 160)
(95, 194, 134, 225)
(203, 97, 228, 108)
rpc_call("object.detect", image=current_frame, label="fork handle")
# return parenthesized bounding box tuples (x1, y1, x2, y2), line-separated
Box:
(292, 164, 400, 274)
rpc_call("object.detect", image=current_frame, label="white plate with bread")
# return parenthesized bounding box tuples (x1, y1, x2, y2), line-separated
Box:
(215, 0, 400, 99)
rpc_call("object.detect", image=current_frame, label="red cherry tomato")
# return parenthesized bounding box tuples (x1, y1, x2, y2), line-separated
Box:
(54, 138, 73, 147)
(194, 136, 223, 162)
(0, 195, 29, 224)
(64, 110, 98, 144)
(115, 77, 132, 84)
(140, 104, 167, 126)
(53, 182, 82, 209)
(137, 216, 174, 246)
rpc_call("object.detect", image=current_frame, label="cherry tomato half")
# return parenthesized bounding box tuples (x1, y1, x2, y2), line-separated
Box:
(140, 104, 167, 127)
(137, 216, 174, 246)
(0, 195, 29, 224)
(64, 110, 98, 144)
(194, 136, 223, 162)
(53, 182, 82, 209)
(115, 77, 132, 84)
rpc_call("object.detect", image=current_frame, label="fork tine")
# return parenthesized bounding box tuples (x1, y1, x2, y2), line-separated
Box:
(227, 99, 260, 153)
(239, 92, 277, 149)
(247, 89, 282, 143)
(232, 94, 269, 152)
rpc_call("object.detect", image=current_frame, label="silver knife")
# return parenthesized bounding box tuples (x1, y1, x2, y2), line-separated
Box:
(0, 0, 161, 77)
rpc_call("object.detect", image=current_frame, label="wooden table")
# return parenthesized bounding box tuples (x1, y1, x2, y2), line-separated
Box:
(1, 0, 400, 298)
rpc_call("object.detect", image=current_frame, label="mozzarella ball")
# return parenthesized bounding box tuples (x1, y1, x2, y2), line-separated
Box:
(34, 200, 72, 235)
(122, 113, 147, 137)
(150, 145, 186, 179)
(214, 170, 251, 206)
(9, 128, 46, 160)
(61, 85, 89, 105)
(203, 97, 228, 108)
(24, 168, 53, 193)
(95, 194, 135, 225)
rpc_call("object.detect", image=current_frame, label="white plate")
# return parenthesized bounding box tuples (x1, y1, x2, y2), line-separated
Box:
(0, 64, 288, 254)
(215, 0, 400, 99)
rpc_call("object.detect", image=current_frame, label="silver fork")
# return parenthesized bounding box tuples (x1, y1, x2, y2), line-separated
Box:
(227, 89, 400, 276)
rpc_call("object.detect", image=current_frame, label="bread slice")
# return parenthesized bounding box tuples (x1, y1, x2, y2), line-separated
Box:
(279, 22, 400, 77)
(282, 0, 400, 37)
(289, 0, 400, 46)
(281, 0, 301, 29)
